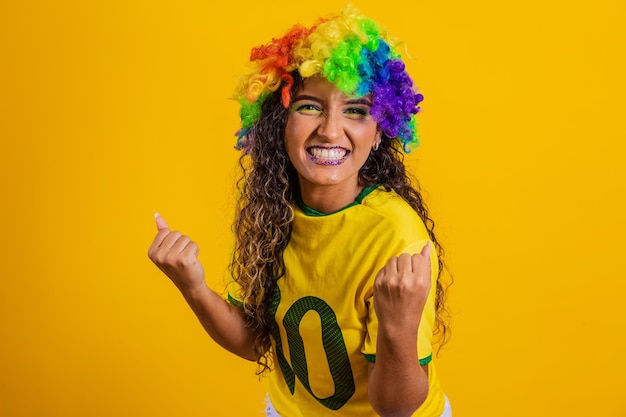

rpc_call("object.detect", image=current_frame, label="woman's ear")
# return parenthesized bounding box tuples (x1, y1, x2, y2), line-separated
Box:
(372, 130, 383, 151)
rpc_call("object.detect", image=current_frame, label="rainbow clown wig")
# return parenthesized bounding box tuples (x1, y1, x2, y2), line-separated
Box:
(233, 5, 424, 153)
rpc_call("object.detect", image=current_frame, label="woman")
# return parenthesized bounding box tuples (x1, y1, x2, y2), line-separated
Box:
(148, 5, 451, 417)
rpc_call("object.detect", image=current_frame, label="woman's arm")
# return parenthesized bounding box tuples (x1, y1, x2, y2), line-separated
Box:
(367, 244, 432, 417)
(148, 214, 258, 361)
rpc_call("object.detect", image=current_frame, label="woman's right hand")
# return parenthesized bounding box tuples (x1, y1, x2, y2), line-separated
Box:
(147, 214, 206, 295)
(147, 213, 258, 361)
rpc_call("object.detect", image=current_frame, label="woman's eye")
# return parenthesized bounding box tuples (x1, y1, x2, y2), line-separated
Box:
(292, 103, 322, 115)
(344, 107, 369, 119)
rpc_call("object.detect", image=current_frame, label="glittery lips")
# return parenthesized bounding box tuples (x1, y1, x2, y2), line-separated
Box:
(307, 146, 350, 166)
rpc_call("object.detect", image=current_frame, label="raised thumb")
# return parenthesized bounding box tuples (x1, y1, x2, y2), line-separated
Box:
(154, 212, 170, 231)
(420, 240, 431, 261)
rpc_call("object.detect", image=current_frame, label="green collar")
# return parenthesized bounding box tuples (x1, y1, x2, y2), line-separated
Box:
(296, 184, 380, 217)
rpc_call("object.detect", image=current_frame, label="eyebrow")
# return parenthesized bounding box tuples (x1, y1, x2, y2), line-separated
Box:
(291, 95, 372, 106)
(346, 98, 373, 106)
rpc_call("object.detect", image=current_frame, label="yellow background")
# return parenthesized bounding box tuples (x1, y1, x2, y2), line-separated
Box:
(1, 0, 625, 416)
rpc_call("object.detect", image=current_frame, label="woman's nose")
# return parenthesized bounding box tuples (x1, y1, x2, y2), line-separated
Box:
(317, 111, 344, 141)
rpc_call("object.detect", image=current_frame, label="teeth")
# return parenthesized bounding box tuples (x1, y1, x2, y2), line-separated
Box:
(310, 147, 347, 160)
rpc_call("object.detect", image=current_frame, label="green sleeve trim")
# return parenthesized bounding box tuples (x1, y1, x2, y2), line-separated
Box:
(227, 293, 243, 307)
(419, 354, 433, 366)
(363, 353, 433, 367)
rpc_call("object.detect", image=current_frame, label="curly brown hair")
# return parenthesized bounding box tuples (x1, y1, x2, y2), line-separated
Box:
(229, 74, 451, 375)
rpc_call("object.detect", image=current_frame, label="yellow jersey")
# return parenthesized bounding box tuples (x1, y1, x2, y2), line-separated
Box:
(230, 185, 445, 416)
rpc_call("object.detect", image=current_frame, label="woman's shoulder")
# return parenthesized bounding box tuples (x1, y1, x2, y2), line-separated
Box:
(362, 186, 416, 216)
(360, 186, 427, 235)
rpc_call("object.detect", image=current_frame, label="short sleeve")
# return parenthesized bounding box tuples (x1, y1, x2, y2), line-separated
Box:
(361, 239, 439, 365)
(227, 279, 244, 307)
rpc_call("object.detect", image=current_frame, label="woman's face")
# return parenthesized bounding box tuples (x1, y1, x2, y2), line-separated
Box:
(284, 77, 381, 197)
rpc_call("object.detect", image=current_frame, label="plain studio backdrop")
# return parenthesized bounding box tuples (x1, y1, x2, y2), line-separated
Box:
(1, 1, 624, 416)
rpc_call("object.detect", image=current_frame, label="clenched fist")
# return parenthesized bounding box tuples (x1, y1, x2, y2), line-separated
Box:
(147, 214, 206, 294)
(373, 242, 432, 333)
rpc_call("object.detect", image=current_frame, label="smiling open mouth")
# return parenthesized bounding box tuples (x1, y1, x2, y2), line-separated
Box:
(307, 146, 350, 166)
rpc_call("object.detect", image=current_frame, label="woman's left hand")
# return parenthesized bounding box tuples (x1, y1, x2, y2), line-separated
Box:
(373, 242, 431, 334)
(369, 242, 432, 416)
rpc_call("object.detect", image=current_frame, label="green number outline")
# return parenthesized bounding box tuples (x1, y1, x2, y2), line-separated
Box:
(269, 286, 356, 410)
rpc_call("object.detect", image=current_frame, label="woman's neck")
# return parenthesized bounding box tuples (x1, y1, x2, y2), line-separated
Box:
(298, 182, 364, 214)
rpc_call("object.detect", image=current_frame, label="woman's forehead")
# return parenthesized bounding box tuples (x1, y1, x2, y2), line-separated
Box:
(297, 76, 370, 100)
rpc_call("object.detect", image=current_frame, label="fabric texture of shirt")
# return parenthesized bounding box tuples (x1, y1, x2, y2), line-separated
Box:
(229, 185, 445, 416)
